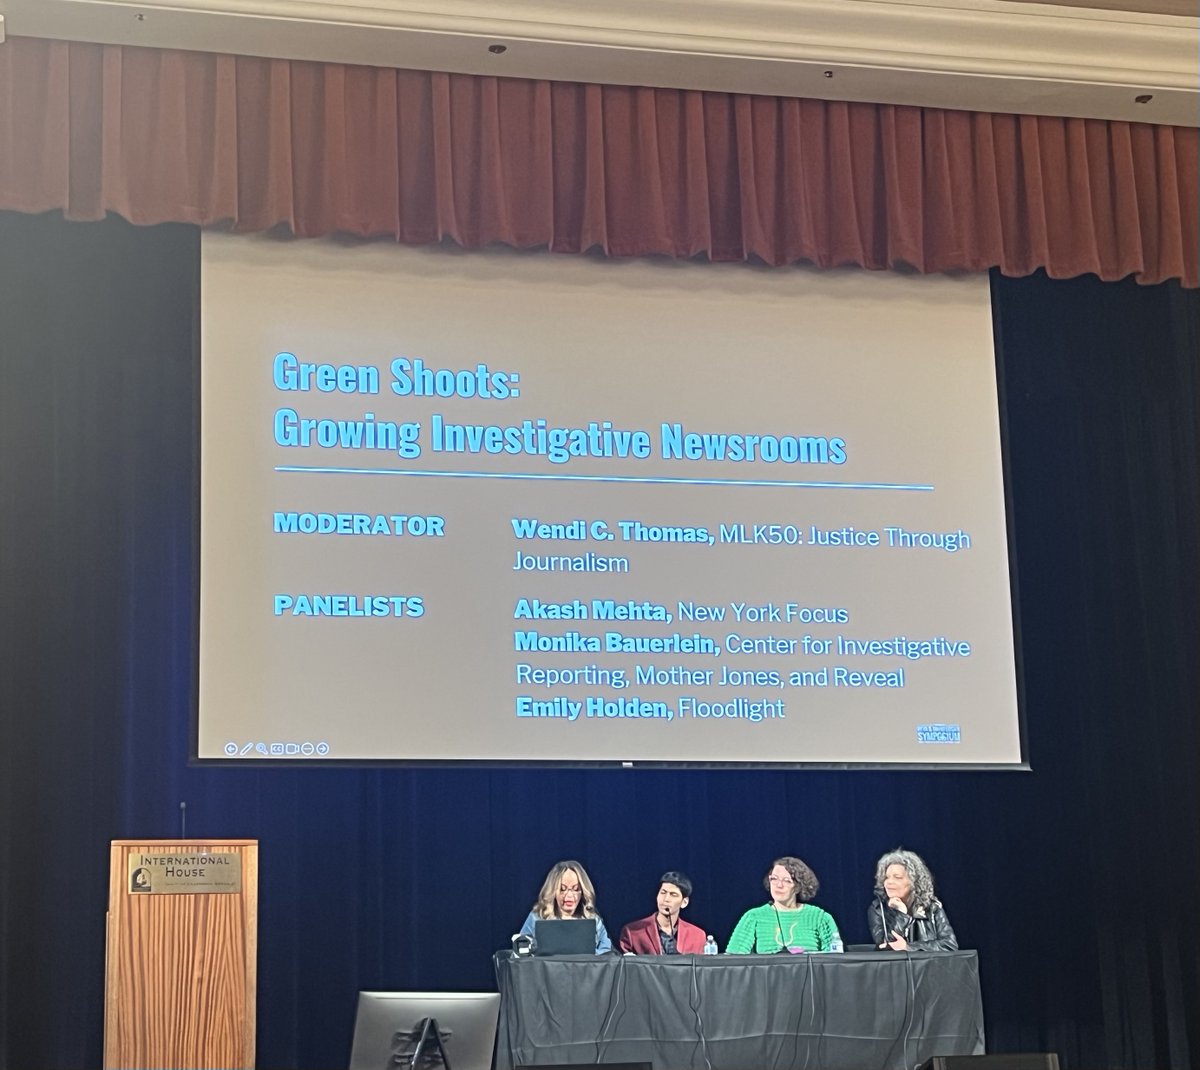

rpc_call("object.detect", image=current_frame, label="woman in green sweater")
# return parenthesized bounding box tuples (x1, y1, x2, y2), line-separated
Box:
(726, 856, 841, 953)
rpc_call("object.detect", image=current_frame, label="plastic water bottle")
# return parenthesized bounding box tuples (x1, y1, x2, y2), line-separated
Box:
(829, 933, 844, 953)
(703, 934, 718, 955)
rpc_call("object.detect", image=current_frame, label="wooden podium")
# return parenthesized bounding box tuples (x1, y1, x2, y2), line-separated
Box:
(104, 839, 258, 1070)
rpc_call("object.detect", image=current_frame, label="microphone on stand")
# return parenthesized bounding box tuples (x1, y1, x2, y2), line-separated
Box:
(773, 906, 798, 953)
(878, 892, 912, 945)
(179, 801, 187, 840)
(657, 906, 677, 951)
(877, 898, 889, 946)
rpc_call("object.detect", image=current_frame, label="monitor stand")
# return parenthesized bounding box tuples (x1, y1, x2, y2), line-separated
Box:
(401, 1017, 452, 1070)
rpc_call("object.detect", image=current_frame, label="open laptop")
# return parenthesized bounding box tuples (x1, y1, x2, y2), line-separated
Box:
(533, 918, 597, 956)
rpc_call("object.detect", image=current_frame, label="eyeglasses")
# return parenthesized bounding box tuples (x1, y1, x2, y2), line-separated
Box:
(768, 875, 795, 885)
(558, 886, 582, 895)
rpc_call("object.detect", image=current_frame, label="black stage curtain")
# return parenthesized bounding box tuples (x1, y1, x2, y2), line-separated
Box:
(1, 211, 1196, 1070)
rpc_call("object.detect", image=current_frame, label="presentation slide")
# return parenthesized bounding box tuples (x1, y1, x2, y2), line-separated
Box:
(197, 232, 1021, 765)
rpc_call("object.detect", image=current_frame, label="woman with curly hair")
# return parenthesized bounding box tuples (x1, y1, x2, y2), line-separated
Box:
(726, 856, 842, 953)
(518, 859, 612, 953)
(868, 848, 958, 951)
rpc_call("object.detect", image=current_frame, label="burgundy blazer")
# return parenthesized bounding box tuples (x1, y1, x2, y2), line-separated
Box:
(618, 914, 708, 955)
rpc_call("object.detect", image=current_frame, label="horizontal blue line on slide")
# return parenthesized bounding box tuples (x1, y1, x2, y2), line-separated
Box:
(274, 466, 934, 491)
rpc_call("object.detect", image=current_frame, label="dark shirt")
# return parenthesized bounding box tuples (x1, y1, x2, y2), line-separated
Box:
(867, 898, 958, 951)
(658, 924, 679, 955)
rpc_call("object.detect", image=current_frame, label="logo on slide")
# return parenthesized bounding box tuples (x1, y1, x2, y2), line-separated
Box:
(916, 723, 961, 743)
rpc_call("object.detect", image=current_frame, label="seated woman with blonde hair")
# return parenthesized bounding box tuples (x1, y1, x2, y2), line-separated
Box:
(518, 859, 612, 953)
(868, 848, 958, 951)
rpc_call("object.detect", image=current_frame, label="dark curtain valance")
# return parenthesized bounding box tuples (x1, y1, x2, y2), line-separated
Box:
(0, 36, 1195, 285)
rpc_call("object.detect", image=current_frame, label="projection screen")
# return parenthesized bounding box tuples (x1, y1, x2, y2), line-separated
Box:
(197, 232, 1022, 766)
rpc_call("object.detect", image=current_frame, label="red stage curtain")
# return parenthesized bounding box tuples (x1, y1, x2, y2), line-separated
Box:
(0, 37, 1194, 285)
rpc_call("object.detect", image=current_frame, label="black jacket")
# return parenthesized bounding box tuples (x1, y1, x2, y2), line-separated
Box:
(867, 898, 958, 951)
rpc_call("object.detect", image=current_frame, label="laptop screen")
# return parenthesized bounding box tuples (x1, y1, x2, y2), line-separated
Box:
(533, 918, 597, 956)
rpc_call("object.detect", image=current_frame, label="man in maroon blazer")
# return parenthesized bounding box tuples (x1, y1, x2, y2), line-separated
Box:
(618, 871, 709, 955)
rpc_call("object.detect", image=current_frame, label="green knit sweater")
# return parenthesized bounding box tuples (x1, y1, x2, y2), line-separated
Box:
(725, 902, 840, 953)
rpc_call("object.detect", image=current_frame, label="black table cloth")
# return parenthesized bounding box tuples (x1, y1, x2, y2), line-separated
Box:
(494, 950, 985, 1070)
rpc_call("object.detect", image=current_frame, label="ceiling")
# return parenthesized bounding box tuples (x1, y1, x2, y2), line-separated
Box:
(0, 0, 1195, 126)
